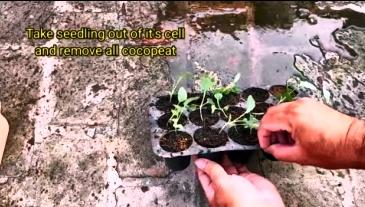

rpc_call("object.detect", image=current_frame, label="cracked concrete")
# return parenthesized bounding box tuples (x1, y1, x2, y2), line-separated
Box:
(1, 1, 365, 207)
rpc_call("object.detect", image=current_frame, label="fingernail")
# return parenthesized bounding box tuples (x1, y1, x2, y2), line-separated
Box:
(194, 159, 207, 170)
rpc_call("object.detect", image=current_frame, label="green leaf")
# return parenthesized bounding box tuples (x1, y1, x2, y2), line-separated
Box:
(178, 87, 187, 103)
(227, 114, 232, 122)
(183, 97, 199, 106)
(245, 95, 256, 114)
(230, 85, 240, 94)
(200, 76, 214, 92)
(170, 109, 180, 118)
(214, 93, 223, 101)
(206, 98, 215, 105)
(233, 73, 241, 83)
(245, 114, 259, 129)
(173, 123, 184, 130)
(211, 105, 217, 113)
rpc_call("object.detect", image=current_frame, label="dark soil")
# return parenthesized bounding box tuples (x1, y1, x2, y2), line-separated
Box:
(220, 92, 241, 107)
(155, 95, 178, 112)
(189, 109, 220, 126)
(157, 113, 187, 130)
(269, 85, 287, 97)
(253, 102, 273, 119)
(269, 85, 298, 99)
(241, 87, 270, 102)
(194, 127, 228, 148)
(221, 106, 247, 121)
(160, 131, 193, 152)
(228, 126, 258, 145)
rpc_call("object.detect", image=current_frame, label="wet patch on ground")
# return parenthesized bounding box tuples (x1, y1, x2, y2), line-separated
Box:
(158, 1, 365, 87)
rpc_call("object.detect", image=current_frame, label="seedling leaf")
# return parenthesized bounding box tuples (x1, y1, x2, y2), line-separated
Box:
(173, 123, 184, 130)
(214, 93, 223, 101)
(178, 87, 187, 103)
(206, 98, 215, 105)
(211, 105, 217, 113)
(200, 76, 214, 92)
(244, 114, 259, 129)
(245, 95, 256, 114)
(184, 97, 199, 106)
(171, 109, 180, 118)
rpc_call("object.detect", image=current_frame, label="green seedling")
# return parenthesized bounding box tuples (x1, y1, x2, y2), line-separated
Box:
(220, 95, 259, 133)
(213, 73, 241, 95)
(234, 114, 260, 132)
(169, 87, 199, 130)
(199, 74, 217, 121)
(277, 85, 297, 103)
(208, 93, 229, 118)
(168, 72, 193, 102)
(210, 73, 241, 119)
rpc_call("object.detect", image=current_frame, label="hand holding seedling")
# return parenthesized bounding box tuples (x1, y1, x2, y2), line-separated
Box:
(195, 156, 284, 207)
(258, 98, 365, 169)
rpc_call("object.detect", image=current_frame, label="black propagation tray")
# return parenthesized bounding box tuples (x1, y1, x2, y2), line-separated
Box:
(148, 85, 290, 159)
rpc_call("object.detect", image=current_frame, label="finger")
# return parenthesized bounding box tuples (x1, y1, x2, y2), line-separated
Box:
(257, 127, 272, 149)
(265, 144, 301, 162)
(278, 130, 295, 145)
(221, 154, 238, 175)
(264, 101, 292, 116)
(236, 164, 249, 174)
(192, 155, 199, 176)
(232, 165, 277, 195)
(195, 158, 228, 186)
(258, 127, 288, 148)
(242, 172, 278, 193)
(260, 118, 292, 132)
(260, 102, 293, 132)
(197, 168, 215, 203)
(277, 131, 287, 144)
(258, 108, 292, 149)
(271, 132, 279, 145)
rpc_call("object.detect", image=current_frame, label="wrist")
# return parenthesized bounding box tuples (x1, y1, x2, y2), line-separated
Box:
(345, 119, 365, 169)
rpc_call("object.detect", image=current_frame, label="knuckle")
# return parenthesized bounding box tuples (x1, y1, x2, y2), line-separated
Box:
(289, 99, 308, 116)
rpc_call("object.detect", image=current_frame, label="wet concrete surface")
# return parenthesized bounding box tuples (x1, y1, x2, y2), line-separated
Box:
(0, 1, 365, 207)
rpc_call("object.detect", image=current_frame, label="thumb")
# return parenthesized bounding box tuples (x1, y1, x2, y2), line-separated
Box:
(195, 158, 228, 185)
(264, 144, 301, 163)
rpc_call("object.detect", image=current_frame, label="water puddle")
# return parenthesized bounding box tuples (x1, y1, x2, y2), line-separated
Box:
(158, 1, 365, 89)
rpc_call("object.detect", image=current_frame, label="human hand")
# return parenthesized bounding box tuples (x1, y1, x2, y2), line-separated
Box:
(195, 155, 284, 207)
(258, 98, 364, 169)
